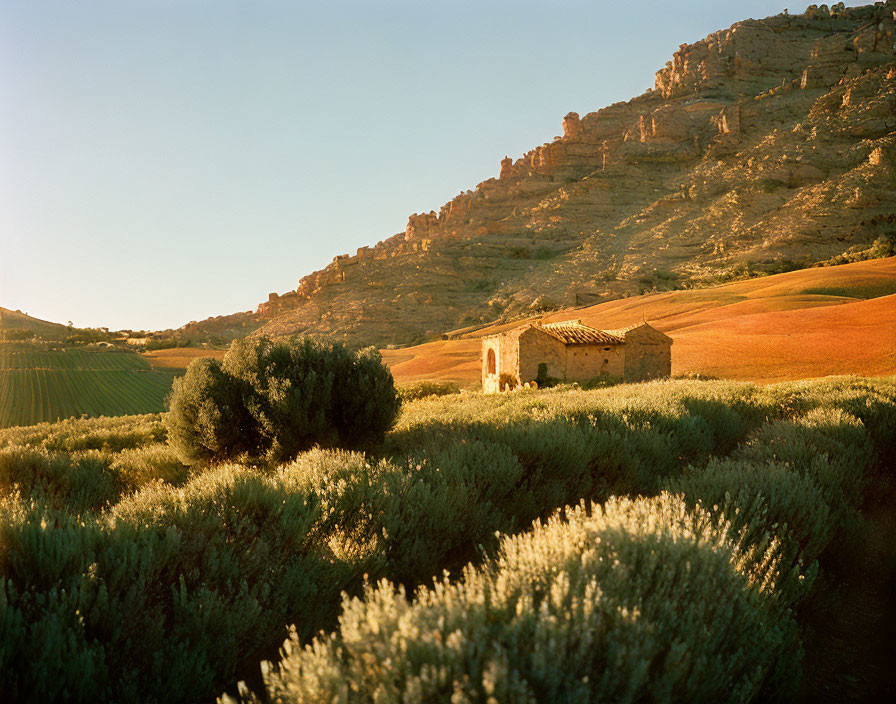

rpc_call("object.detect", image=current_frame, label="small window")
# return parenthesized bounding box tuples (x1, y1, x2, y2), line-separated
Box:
(603, 347, 611, 352)
(487, 348, 496, 375)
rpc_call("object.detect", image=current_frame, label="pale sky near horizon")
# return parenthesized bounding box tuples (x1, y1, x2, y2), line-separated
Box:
(0, 0, 865, 331)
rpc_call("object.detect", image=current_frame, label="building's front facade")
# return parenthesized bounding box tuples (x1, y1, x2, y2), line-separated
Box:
(481, 319, 672, 392)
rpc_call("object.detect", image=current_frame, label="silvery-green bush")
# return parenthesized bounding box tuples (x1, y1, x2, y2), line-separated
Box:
(0, 446, 120, 512)
(0, 376, 893, 703)
(109, 442, 191, 489)
(235, 495, 800, 704)
(1, 465, 350, 703)
(0, 413, 165, 453)
(396, 380, 460, 401)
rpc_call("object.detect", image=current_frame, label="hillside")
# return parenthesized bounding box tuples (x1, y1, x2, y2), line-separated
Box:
(383, 256, 896, 385)
(0, 307, 70, 338)
(193, 1, 896, 348)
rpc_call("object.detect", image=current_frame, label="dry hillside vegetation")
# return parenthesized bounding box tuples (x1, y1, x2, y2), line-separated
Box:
(0, 307, 70, 338)
(182, 1, 896, 348)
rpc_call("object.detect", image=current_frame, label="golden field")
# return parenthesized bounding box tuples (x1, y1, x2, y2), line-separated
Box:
(383, 257, 896, 386)
(142, 347, 227, 372)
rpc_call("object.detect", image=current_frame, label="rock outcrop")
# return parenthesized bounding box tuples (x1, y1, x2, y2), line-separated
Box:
(206, 2, 896, 347)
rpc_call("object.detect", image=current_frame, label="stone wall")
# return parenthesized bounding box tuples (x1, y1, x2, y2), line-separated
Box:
(518, 328, 567, 383)
(481, 336, 507, 392)
(482, 332, 525, 391)
(622, 326, 672, 381)
(500, 334, 519, 385)
(565, 343, 625, 381)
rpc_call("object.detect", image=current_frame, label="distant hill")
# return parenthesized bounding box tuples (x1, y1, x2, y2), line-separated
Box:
(0, 307, 70, 338)
(184, 1, 896, 348)
(161, 311, 262, 346)
(384, 257, 896, 386)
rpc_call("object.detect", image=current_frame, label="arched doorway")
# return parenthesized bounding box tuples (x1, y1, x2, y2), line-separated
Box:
(487, 348, 496, 375)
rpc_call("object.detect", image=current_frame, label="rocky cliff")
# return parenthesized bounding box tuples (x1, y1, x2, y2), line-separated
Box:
(219, 2, 896, 347)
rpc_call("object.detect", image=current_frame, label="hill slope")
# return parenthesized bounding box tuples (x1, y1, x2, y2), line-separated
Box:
(0, 307, 70, 338)
(383, 256, 896, 385)
(210, 1, 896, 348)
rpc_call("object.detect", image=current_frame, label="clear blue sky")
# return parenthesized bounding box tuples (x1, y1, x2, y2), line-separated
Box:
(0, 0, 853, 331)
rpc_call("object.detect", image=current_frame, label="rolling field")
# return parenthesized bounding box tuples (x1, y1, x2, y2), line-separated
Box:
(135, 258, 896, 388)
(38, 258, 896, 396)
(143, 346, 226, 372)
(383, 257, 896, 386)
(0, 344, 176, 428)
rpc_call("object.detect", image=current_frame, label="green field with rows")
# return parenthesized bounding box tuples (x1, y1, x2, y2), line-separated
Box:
(0, 343, 176, 428)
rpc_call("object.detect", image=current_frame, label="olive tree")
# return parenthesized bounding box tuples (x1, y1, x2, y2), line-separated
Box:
(165, 337, 400, 463)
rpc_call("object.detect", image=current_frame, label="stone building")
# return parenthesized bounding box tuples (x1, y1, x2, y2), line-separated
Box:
(481, 319, 672, 392)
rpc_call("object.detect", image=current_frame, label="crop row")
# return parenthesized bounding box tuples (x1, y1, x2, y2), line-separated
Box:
(0, 368, 175, 428)
(0, 343, 151, 372)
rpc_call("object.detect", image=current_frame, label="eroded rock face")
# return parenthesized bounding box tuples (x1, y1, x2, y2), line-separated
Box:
(562, 112, 583, 138)
(500, 156, 513, 178)
(236, 2, 896, 347)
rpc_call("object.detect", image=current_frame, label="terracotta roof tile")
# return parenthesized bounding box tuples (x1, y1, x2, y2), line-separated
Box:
(601, 323, 642, 337)
(536, 320, 624, 345)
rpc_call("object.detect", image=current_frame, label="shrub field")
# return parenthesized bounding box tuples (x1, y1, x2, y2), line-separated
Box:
(0, 375, 894, 702)
(0, 343, 176, 428)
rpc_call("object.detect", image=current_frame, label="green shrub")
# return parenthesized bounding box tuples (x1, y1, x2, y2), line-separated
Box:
(109, 443, 191, 489)
(279, 441, 524, 587)
(666, 459, 830, 607)
(0, 447, 120, 512)
(396, 380, 460, 401)
(0, 466, 353, 703)
(476, 417, 608, 518)
(166, 337, 400, 463)
(165, 357, 257, 463)
(796, 377, 896, 460)
(329, 346, 402, 449)
(221, 337, 338, 460)
(732, 409, 871, 509)
(238, 495, 799, 704)
(0, 414, 165, 453)
(666, 405, 879, 610)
